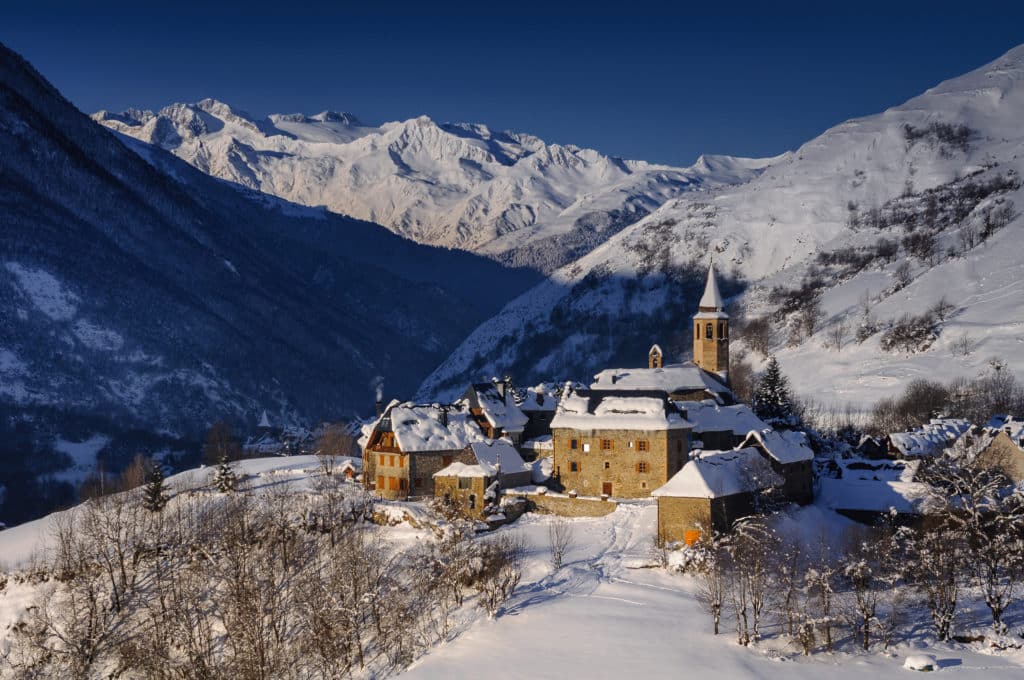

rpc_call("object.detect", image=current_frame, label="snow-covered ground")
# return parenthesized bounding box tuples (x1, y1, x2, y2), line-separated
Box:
(2, 456, 1022, 678)
(408, 503, 1024, 679)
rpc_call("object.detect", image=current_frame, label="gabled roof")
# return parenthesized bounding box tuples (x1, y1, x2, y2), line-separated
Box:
(677, 400, 767, 436)
(888, 419, 971, 457)
(551, 388, 693, 432)
(591, 362, 732, 401)
(652, 448, 779, 499)
(386, 402, 492, 453)
(434, 440, 530, 478)
(465, 382, 528, 430)
(698, 263, 725, 310)
(740, 428, 815, 464)
(519, 384, 559, 412)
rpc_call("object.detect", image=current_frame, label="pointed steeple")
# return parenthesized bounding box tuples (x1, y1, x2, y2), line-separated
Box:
(698, 262, 725, 312)
(258, 410, 272, 429)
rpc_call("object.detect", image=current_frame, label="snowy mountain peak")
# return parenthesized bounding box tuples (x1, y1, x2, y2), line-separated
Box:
(95, 100, 770, 267)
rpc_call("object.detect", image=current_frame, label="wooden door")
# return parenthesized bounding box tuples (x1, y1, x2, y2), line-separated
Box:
(602, 482, 612, 496)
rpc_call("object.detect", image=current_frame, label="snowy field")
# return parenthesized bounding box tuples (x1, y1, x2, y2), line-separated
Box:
(2, 456, 1022, 678)
(407, 503, 1024, 679)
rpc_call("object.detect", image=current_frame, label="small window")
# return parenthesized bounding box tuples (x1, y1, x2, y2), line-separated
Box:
(695, 325, 699, 340)
(570, 439, 579, 450)
(469, 494, 476, 509)
(600, 439, 613, 450)
(376, 475, 384, 489)
(637, 440, 649, 452)
(459, 477, 471, 490)
(570, 461, 579, 472)
(399, 478, 407, 491)
(389, 455, 396, 467)
(705, 323, 713, 339)
(378, 454, 385, 465)
(641, 481, 648, 489)
(604, 461, 610, 469)
(398, 456, 405, 468)
(582, 443, 591, 453)
(637, 461, 649, 473)
(719, 322, 725, 337)
(442, 455, 453, 467)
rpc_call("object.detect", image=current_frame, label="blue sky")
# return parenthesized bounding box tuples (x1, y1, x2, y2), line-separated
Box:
(4, 0, 1023, 165)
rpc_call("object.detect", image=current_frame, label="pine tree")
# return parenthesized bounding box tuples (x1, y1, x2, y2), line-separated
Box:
(752, 355, 800, 428)
(142, 463, 170, 512)
(213, 454, 237, 493)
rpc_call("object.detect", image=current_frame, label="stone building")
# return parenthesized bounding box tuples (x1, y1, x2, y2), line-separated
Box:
(362, 401, 490, 499)
(652, 448, 779, 544)
(678, 400, 767, 451)
(550, 387, 693, 498)
(969, 415, 1024, 483)
(434, 440, 532, 517)
(738, 429, 815, 505)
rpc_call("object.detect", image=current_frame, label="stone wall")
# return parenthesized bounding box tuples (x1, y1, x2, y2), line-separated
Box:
(552, 427, 689, 498)
(434, 474, 488, 515)
(518, 493, 618, 517)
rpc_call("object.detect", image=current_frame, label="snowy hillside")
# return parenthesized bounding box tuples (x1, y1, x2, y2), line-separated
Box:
(93, 103, 772, 272)
(0, 41, 538, 439)
(2, 457, 1021, 678)
(420, 44, 1024, 410)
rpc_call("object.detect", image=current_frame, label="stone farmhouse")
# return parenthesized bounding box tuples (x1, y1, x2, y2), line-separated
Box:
(362, 401, 489, 499)
(551, 388, 693, 498)
(433, 440, 532, 517)
(652, 448, 780, 544)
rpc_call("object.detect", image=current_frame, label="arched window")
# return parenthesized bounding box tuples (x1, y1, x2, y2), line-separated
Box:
(705, 323, 713, 339)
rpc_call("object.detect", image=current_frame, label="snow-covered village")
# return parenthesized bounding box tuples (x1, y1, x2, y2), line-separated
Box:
(3, 3, 1024, 678)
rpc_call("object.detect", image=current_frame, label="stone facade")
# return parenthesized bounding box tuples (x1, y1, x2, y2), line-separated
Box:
(975, 430, 1024, 483)
(434, 474, 489, 515)
(693, 316, 729, 376)
(369, 448, 476, 500)
(656, 493, 753, 545)
(552, 427, 689, 498)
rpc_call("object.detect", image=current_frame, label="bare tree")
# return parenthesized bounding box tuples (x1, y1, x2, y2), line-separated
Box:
(548, 516, 575, 570)
(828, 321, 848, 352)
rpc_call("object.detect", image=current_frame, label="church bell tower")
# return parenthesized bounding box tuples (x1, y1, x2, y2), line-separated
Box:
(693, 263, 729, 380)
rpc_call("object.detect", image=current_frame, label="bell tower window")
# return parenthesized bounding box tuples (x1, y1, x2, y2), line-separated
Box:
(705, 323, 713, 339)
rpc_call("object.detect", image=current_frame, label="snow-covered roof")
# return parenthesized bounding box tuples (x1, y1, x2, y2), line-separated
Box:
(466, 382, 529, 430)
(649, 344, 663, 356)
(551, 388, 693, 432)
(677, 400, 767, 435)
(652, 448, 780, 499)
(698, 263, 725, 310)
(591, 362, 731, 398)
(986, 415, 1024, 445)
(888, 418, 971, 457)
(387, 402, 492, 453)
(518, 383, 560, 412)
(740, 428, 814, 464)
(818, 478, 927, 514)
(434, 440, 529, 478)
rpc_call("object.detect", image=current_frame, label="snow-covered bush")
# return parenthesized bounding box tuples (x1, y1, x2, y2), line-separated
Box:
(879, 311, 938, 354)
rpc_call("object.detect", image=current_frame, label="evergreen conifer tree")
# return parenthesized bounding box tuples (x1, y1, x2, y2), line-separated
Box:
(752, 355, 801, 428)
(142, 463, 170, 512)
(213, 454, 237, 493)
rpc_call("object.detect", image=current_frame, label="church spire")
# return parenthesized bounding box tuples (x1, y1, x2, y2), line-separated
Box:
(698, 262, 725, 312)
